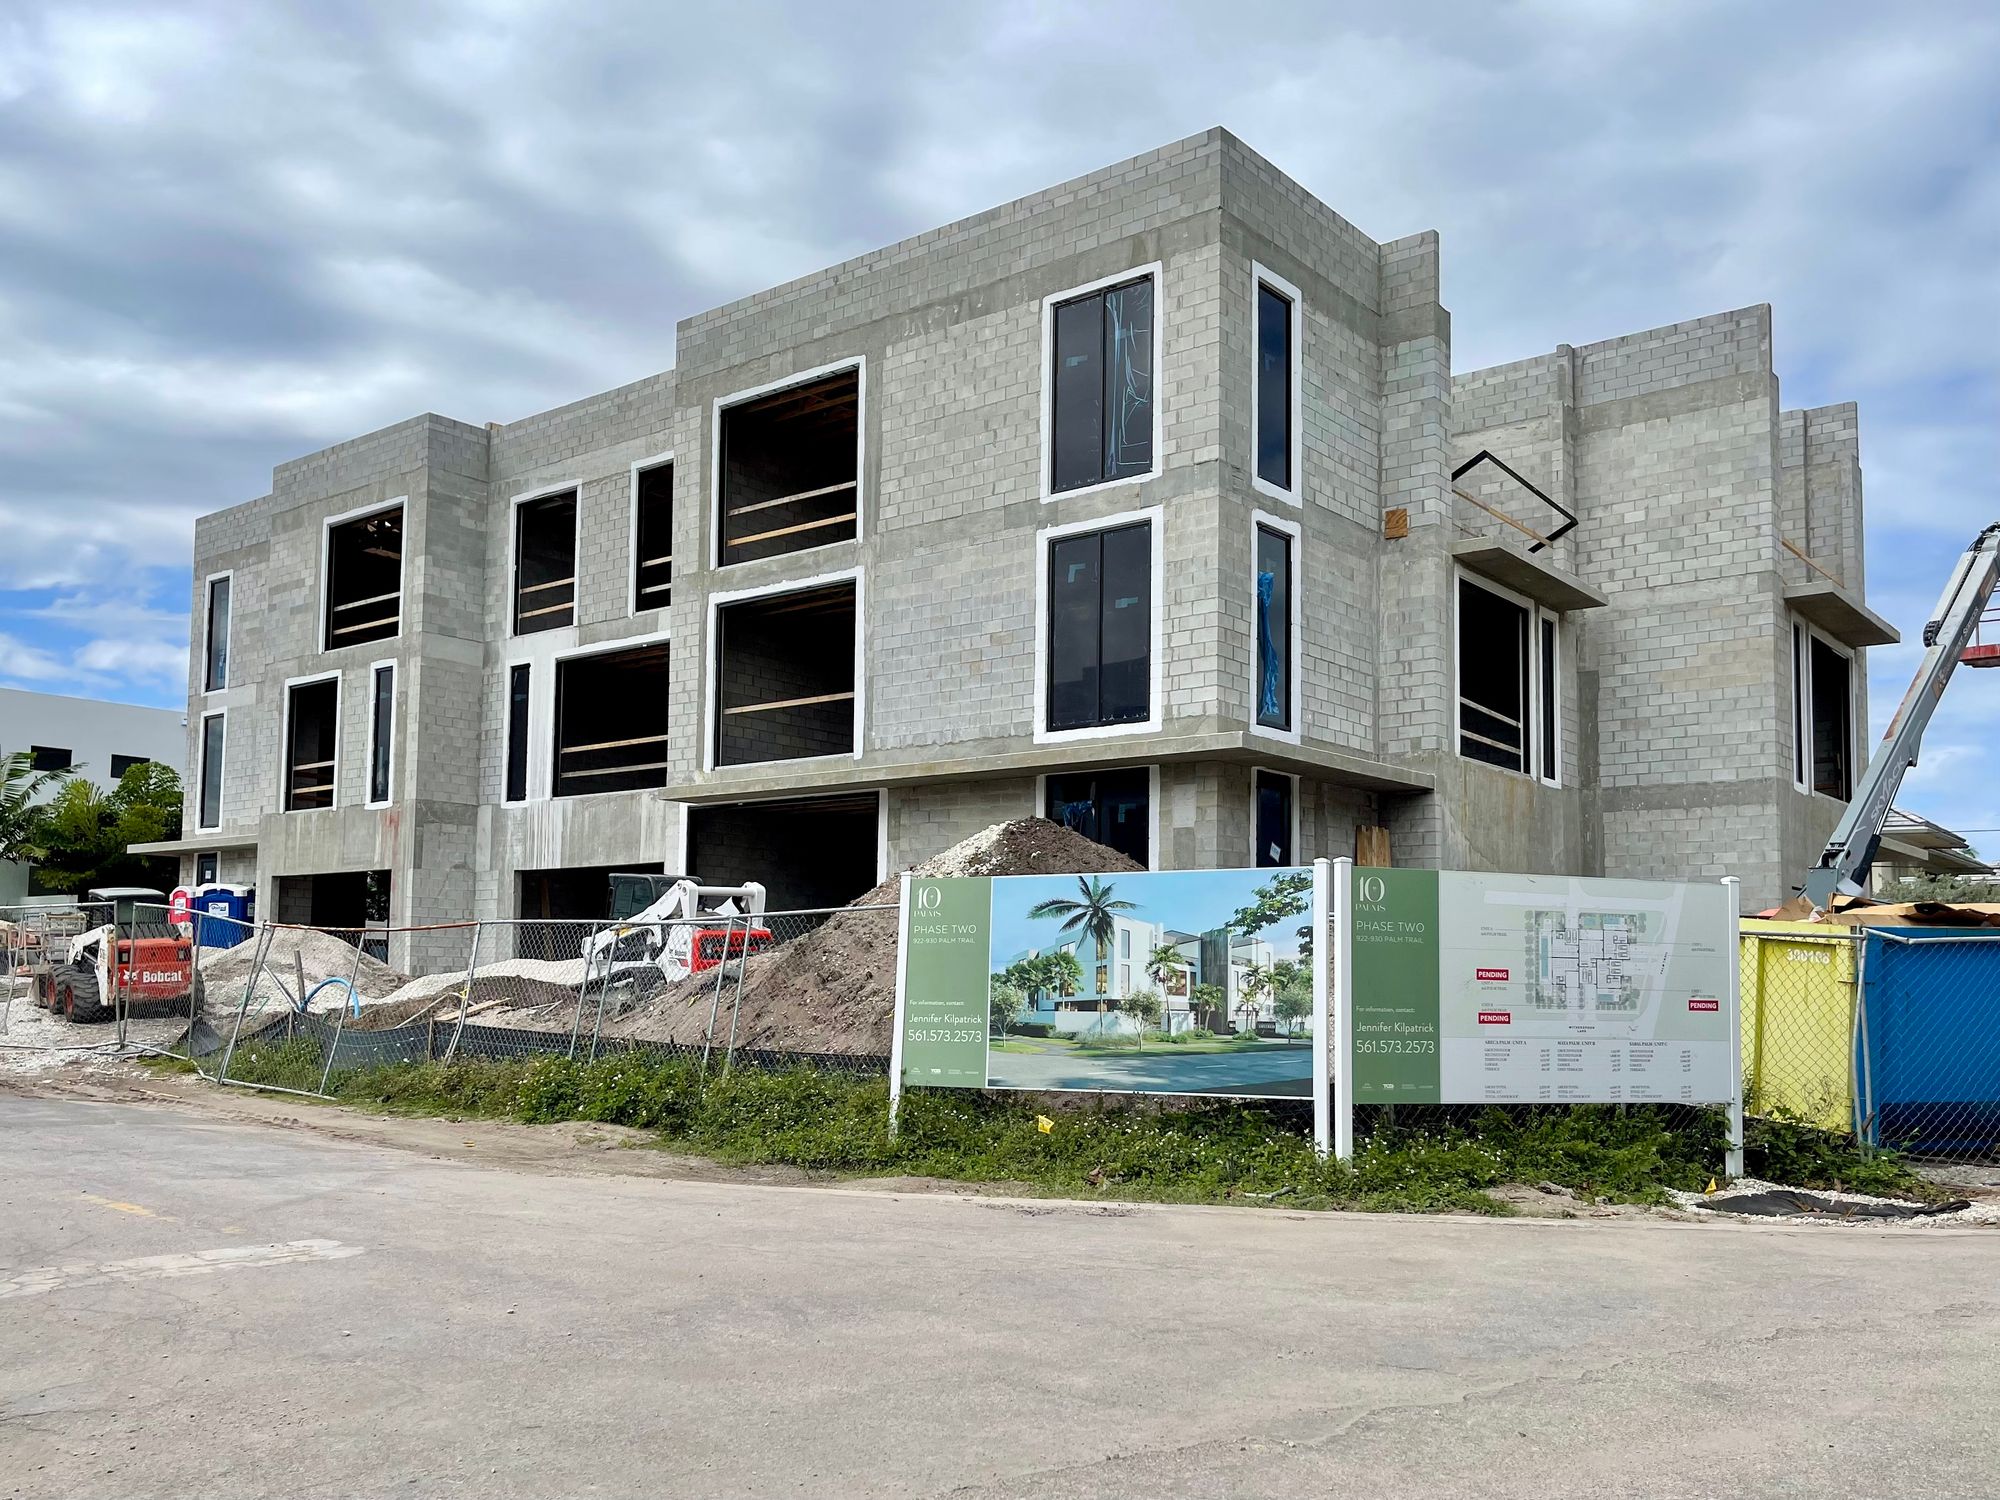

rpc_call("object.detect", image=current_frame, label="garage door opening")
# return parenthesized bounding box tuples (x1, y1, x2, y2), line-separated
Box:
(517, 863, 665, 922)
(273, 870, 391, 957)
(686, 794, 879, 912)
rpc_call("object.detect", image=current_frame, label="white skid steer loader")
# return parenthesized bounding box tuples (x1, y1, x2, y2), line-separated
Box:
(579, 873, 771, 1003)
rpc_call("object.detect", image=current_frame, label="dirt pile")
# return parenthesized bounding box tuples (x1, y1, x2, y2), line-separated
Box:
(602, 818, 1141, 1055)
(457, 818, 1140, 1056)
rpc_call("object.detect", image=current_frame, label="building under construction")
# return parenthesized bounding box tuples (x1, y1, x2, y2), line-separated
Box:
(140, 128, 1897, 948)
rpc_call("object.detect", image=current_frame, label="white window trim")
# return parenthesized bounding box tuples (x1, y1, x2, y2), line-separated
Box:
(628, 449, 675, 617)
(1035, 764, 1162, 870)
(1249, 262, 1304, 506)
(201, 569, 234, 696)
(507, 480, 585, 640)
(1453, 568, 1556, 783)
(1039, 261, 1166, 504)
(195, 709, 227, 833)
(319, 497, 407, 655)
(710, 357, 866, 570)
(1250, 767, 1302, 867)
(1790, 619, 1809, 793)
(1537, 612, 1563, 789)
(703, 567, 865, 773)
(1248, 509, 1303, 746)
(547, 627, 675, 801)
(364, 659, 396, 809)
(499, 623, 674, 805)
(1033, 505, 1166, 745)
(1793, 615, 1858, 801)
(279, 670, 342, 814)
(501, 658, 533, 805)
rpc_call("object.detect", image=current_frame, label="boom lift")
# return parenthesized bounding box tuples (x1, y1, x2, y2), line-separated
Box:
(1802, 523, 2000, 907)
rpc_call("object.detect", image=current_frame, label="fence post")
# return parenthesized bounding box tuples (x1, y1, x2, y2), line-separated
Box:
(1722, 875, 1744, 1178)
(570, 921, 603, 1060)
(888, 873, 911, 1138)
(1311, 859, 1331, 1158)
(700, 915, 738, 1074)
(216, 922, 275, 1086)
(1852, 931, 1875, 1151)
(1331, 857, 1355, 1163)
(318, 925, 369, 1095)
(441, 922, 481, 1065)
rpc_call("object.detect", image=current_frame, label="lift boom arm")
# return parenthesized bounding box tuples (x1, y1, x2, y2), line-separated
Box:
(1802, 523, 2000, 906)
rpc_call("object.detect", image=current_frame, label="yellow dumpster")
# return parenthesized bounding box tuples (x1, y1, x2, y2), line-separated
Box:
(1738, 920, 1860, 1131)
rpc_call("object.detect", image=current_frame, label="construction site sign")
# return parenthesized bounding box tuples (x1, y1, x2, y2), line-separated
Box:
(895, 866, 1321, 1101)
(1349, 869, 1736, 1106)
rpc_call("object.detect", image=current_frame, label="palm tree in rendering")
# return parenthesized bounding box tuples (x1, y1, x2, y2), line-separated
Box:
(1026, 877, 1137, 961)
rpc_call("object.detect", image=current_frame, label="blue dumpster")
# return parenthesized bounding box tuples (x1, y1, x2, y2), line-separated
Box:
(192, 883, 255, 949)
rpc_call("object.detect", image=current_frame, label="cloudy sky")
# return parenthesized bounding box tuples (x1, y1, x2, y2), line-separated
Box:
(1, 1, 1996, 848)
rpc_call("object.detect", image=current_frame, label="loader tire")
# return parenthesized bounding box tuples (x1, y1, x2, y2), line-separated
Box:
(60, 967, 107, 1024)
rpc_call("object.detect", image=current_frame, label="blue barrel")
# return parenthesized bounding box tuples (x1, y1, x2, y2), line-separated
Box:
(192, 884, 255, 949)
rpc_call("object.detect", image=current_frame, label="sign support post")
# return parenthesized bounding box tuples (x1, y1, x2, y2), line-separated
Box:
(1332, 856, 1355, 1162)
(1722, 874, 1744, 1178)
(1311, 858, 1331, 1158)
(888, 872, 911, 1138)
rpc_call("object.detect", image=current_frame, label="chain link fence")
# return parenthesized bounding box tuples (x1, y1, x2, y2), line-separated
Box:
(0, 900, 208, 1070)
(199, 905, 895, 1097)
(1740, 919, 2000, 1180)
(1857, 930, 2000, 1176)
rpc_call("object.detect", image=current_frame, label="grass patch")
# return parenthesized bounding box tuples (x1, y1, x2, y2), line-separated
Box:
(152, 1047, 1939, 1213)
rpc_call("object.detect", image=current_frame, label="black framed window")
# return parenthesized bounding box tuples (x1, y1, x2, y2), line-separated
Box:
(505, 664, 531, 802)
(1539, 615, 1558, 783)
(368, 664, 394, 804)
(514, 492, 577, 634)
(715, 583, 856, 768)
(1050, 275, 1155, 493)
(1457, 579, 1532, 774)
(1255, 524, 1292, 731)
(109, 754, 150, 780)
(1791, 622, 1809, 787)
(634, 462, 673, 608)
(554, 645, 670, 796)
(1047, 521, 1151, 733)
(194, 851, 219, 886)
(205, 575, 231, 691)
(325, 506, 403, 650)
(1809, 636, 1853, 800)
(1254, 771, 1293, 867)
(1045, 767, 1150, 867)
(29, 746, 70, 773)
(1255, 281, 1293, 490)
(719, 371, 859, 564)
(284, 679, 338, 812)
(198, 715, 224, 829)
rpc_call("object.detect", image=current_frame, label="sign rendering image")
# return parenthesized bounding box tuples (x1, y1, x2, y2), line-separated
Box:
(899, 868, 1316, 1098)
(1350, 870, 1734, 1106)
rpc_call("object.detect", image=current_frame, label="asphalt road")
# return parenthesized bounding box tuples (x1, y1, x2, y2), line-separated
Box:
(4, 1093, 1999, 1499)
(986, 1039, 1314, 1096)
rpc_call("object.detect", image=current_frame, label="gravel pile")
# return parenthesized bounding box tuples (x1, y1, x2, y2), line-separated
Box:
(200, 928, 410, 1012)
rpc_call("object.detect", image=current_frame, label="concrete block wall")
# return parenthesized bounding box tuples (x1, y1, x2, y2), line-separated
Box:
(171, 130, 1893, 923)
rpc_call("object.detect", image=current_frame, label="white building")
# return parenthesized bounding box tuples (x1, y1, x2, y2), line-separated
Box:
(1002, 915, 1289, 1037)
(0, 688, 186, 905)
